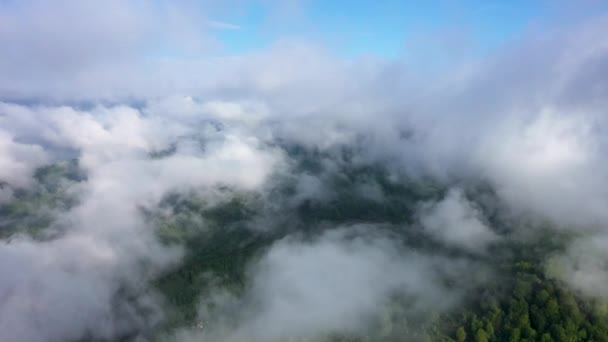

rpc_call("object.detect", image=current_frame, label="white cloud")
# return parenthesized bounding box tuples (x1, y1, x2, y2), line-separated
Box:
(0, 130, 48, 188)
(174, 227, 473, 342)
(0, 101, 284, 341)
(420, 188, 499, 252)
(207, 20, 241, 30)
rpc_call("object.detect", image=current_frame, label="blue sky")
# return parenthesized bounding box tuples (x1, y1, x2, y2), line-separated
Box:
(213, 0, 551, 58)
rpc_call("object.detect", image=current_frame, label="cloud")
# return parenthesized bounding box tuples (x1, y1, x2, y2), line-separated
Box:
(0, 130, 49, 190)
(0, 0, 228, 101)
(173, 227, 479, 341)
(0, 101, 284, 341)
(0, 231, 177, 342)
(419, 188, 499, 252)
(207, 20, 241, 30)
(547, 233, 608, 300)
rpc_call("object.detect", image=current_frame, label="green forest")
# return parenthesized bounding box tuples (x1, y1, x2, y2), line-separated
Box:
(2, 150, 607, 342)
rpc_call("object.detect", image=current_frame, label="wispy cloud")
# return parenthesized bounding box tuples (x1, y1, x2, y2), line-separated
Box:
(207, 20, 241, 30)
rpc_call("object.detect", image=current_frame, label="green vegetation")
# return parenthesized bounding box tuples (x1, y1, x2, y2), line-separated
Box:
(433, 261, 608, 342)
(0, 159, 83, 239)
(3, 155, 608, 341)
(154, 196, 274, 327)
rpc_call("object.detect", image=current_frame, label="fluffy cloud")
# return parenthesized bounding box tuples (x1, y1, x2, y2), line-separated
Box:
(173, 227, 477, 342)
(0, 130, 49, 192)
(0, 101, 283, 341)
(547, 232, 608, 300)
(419, 188, 498, 252)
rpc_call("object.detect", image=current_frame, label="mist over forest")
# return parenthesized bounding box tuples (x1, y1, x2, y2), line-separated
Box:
(2, 1, 608, 341)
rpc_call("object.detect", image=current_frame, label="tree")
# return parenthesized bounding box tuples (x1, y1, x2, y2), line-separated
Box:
(475, 328, 489, 342)
(547, 299, 560, 319)
(537, 289, 550, 304)
(510, 327, 521, 342)
(530, 305, 547, 332)
(485, 322, 495, 338)
(456, 327, 467, 342)
(471, 315, 483, 332)
(513, 278, 533, 300)
(551, 324, 567, 341)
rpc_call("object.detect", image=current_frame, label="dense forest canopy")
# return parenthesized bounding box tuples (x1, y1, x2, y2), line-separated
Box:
(1, 146, 608, 341)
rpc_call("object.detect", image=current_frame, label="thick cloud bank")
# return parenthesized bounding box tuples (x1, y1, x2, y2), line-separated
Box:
(0, 102, 283, 341)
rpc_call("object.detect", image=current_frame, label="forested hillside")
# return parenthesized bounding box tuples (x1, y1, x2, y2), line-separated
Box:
(2, 149, 606, 341)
